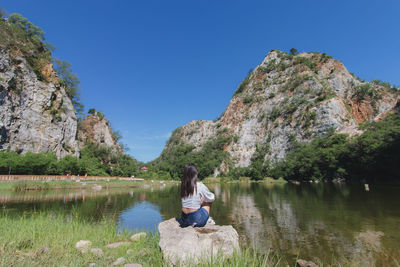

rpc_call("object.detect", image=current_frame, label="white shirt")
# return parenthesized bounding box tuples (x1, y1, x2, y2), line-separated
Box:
(181, 182, 215, 209)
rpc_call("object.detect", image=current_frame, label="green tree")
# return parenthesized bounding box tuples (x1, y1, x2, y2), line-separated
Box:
(57, 155, 79, 174)
(53, 59, 84, 116)
(8, 13, 45, 41)
(290, 48, 298, 55)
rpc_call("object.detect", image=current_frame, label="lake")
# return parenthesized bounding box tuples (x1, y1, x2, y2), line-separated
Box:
(1, 182, 399, 266)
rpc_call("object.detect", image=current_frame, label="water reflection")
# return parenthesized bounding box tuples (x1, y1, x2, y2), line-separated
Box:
(1, 182, 399, 265)
(118, 201, 162, 232)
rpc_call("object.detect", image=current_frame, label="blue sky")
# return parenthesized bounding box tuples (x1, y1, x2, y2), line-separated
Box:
(2, 0, 400, 162)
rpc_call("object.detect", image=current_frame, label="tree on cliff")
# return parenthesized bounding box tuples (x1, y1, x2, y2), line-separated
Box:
(53, 59, 84, 115)
(8, 13, 45, 41)
(290, 48, 298, 55)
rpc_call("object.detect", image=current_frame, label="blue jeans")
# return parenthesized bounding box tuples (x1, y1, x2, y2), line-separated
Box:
(179, 208, 209, 227)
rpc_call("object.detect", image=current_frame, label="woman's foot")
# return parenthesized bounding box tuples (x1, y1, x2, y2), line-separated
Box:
(207, 217, 215, 225)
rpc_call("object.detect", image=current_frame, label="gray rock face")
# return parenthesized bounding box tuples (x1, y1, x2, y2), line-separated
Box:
(158, 218, 239, 266)
(0, 50, 79, 158)
(77, 114, 123, 152)
(160, 50, 400, 172)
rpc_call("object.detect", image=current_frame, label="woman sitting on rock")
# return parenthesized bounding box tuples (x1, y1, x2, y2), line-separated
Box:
(178, 163, 215, 227)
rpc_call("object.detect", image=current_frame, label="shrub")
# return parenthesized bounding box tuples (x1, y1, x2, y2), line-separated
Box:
(268, 107, 281, 121)
(352, 84, 377, 102)
(259, 59, 276, 73)
(295, 56, 317, 71)
(281, 74, 310, 92)
(243, 95, 253, 104)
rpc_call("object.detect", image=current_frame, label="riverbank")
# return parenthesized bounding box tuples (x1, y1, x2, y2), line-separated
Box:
(0, 212, 283, 267)
(0, 178, 180, 191)
(203, 176, 288, 184)
(0, 175, 287, 191)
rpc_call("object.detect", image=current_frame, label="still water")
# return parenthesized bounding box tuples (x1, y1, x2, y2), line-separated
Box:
(1, 182, 399, 266)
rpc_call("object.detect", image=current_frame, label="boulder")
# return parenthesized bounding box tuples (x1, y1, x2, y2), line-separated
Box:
(90, 248, 104, 256)
(158, 218, 239, 265)
(296, 259, 319, 267)
(106, 242, 131, 249)
(75, 240, 91, 253)
(124, 264, 142, 267)
(112, 257, 125, 266)
(130, 232, 147, 241)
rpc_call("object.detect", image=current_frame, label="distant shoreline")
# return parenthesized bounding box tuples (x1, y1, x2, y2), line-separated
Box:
(0, 174, 145, 182)
(0, 176, 180, 191)
(0, 175, 286, 192)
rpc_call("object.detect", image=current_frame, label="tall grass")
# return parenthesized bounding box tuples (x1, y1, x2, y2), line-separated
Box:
(0, 211, 287, 267)
(0, 211, 163, 266)
(13, 181, 50, 191)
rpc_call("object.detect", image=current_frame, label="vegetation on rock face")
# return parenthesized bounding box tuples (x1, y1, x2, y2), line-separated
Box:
(0, 11, 84, 114)
(150, 131, 232, 179)
(53, 59, 84, 115)
(233, 69, 253, 96)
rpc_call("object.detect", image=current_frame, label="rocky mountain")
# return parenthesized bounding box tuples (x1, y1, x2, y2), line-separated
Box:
(78, 113, 122, 152)
(0, 16, 122, 159)
(158, 50, 399, 175)
(0, 49, 79, 158)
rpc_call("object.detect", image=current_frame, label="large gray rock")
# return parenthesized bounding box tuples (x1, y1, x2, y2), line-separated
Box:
(0, 49, 79, 158)
(158, 218, 239, 266)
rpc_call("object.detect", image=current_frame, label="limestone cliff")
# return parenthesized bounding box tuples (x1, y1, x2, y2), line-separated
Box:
(78, 113, 122, 152)
(159, 50, 400, 174)
(0, 49, 79, 158)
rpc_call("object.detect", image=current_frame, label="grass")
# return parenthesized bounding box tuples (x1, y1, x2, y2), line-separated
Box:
(262, 177, 288, 184)
(0, 179, 179, 192)
(203, 177, 288, 185)
(0, 212, 285, 267)
(0, 211, 163, 266)
(0, 177, 287, 192)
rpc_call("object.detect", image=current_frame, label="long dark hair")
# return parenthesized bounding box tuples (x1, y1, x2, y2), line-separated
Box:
(180, 163, 198, 198)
